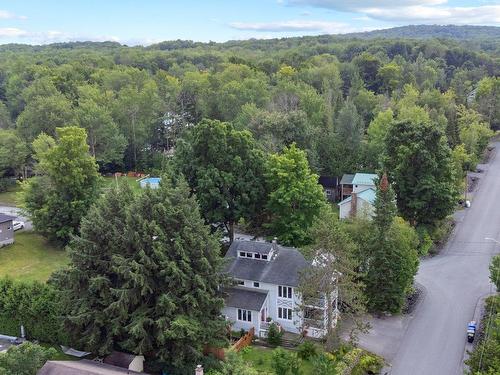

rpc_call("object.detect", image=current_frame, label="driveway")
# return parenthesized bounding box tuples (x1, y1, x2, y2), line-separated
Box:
(352, 143, 500, 375)
(0, 205, 32, 231)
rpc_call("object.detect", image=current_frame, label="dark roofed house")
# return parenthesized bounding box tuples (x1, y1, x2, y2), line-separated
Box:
(318, 176, 338, 202)
(222, 240, 336, 339)
(103, 351, 145, 373)
(0, 214, 15, 247)
(37, 359, 150, 375)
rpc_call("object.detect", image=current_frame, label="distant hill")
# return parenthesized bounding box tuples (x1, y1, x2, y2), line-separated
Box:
(344, 25, 500, 41)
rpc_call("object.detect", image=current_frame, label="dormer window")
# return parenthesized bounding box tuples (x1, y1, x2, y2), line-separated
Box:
(239, 251, 245, 257)
(262, 254, 268, 260)
(254, 253, 261, 259)
(246, 252, 253, 258)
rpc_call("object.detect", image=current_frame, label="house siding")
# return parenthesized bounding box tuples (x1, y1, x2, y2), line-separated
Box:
(0, 221, 13, 247)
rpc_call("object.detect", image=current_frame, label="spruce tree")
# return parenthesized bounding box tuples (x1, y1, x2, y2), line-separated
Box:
(52, 182, 134, 354)
(365, 173, 419, 313)
(110, 174, 228, 374)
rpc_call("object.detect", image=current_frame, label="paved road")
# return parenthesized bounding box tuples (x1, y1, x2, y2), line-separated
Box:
(0, 205, 32, 231)
(355, 143, 500, 375)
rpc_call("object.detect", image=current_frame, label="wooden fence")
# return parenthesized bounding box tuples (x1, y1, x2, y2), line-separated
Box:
(231, 327, 255, 352)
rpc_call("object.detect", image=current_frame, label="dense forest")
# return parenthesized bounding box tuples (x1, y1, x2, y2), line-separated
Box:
(0, 25, 498, 178)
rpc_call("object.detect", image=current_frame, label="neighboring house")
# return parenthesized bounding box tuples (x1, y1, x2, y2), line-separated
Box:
(104, 351, 145, 373)
(222, 240, 337, 339)
(352, 173, 377, 194)
(318, 176, 338, 202)
(37, 359, 150, 375)
(339, 174, 354, 201)
(338, 188, 376, 219)
(338, 173, 377, 219)
(0, 214, 15, 247)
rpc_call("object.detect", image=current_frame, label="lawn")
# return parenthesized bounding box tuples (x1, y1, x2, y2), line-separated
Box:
(0, 184, 21, 206)
(101, 175, 142, 193)
(0, 232, 68, 282)
(241, 346, 314, 374)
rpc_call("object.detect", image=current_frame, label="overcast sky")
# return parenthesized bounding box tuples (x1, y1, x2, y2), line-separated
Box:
(0, 0, 499, 45)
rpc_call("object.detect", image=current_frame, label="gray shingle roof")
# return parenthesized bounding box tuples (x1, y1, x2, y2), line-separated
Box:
(37, 360, 149, 375)
(340, 174, 355, 185)
(224, 240, 309, 287)
(0, 214, 15, 224)
(224, 287, 268, 311)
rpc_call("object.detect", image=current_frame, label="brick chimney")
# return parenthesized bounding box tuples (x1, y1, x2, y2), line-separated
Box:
(195, 365, 204, 375)
(350, 192, 358, 218)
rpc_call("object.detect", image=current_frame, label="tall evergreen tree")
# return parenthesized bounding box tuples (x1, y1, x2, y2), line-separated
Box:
(110, 174, 228, 374)
(52, 182, 134, 354)
(365, 173, 419, 313)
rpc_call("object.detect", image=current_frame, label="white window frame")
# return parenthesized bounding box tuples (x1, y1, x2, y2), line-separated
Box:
(278, 285, 293, 299)
(253, 281, 260, 288)
(237, 309, 252, 322)
(278, 307, 292, 320)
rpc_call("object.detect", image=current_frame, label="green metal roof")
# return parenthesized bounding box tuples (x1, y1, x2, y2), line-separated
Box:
(352, 173, 377, 186)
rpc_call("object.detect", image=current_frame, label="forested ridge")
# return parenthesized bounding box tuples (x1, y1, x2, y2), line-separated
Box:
(0, 24, 498, 177)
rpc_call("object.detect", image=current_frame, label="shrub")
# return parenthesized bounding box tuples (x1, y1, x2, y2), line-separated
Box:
(311, 353, 337, 375)
(0, 342, 57, 375)
(416, 226, 433, 256)
(297, 341, 317, 360)
(0, 178, 14, 193)
(272, 348, 301, 375)
(0, 278, 67, 345)
(353, 354, 384, 375)
(267, 323, 283, 347)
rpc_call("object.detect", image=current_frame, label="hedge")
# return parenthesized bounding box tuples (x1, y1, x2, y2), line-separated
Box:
(0, 278, 68, 344)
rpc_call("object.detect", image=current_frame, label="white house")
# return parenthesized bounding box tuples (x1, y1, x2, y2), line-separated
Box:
(222, 240, 338, 339)
(338, 173, 377, 219)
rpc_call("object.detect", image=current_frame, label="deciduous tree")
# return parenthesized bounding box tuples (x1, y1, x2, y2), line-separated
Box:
(21, 127, 100, 243)
(265, 144, 325, 246)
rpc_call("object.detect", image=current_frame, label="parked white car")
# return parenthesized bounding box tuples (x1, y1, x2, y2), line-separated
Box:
(13, 221, 24, 231)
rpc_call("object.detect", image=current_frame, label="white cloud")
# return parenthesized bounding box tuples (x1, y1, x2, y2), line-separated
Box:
(0, 28, 28, 37)
(287, 0, 447, 11)
(363, 5, 500, 24)
(286, 0, 500, 25)
(229, 20, 362, 33)
(0, 10, 27, 20)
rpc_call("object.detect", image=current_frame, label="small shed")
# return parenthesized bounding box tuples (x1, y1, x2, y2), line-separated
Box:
(0, 214, 15, 247)
(104, 351, 145, 373)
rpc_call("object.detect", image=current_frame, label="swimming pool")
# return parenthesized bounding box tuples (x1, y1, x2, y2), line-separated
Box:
(139, 177, 161, 189)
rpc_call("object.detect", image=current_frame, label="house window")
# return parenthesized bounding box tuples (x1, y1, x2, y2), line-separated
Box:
(278, 285, 292, 299)
(262, 254, 268, 260)
(238, 309, 252, 322)
(253, 282, 260, 288)
(236, 280, 244, 286)
(278, 307, 292, 320)
(239, 251, 246, 257)
(325, 189, 332, 196)
(254, 253, 261, 259)
(246, 252, 253, 258)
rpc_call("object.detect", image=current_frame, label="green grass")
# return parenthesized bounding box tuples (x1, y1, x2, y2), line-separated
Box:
(241, 346, 314, 374)
(101, 175, 142, 193)
(0, 232, 68, 282)
(0, 184, 21, 206)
